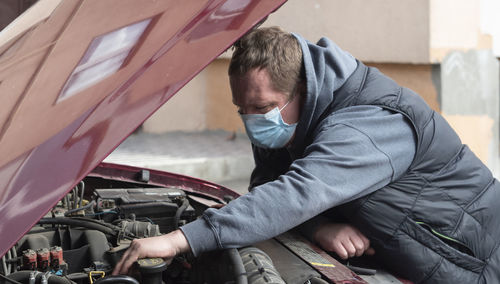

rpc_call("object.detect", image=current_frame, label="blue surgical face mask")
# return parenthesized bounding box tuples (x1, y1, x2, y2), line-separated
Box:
(240, 101, 297, 149)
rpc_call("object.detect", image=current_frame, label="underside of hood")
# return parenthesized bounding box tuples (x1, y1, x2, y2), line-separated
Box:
(0, 0, 285, 257)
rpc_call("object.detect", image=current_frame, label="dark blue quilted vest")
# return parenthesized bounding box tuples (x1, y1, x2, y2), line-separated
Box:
(332, 61, 500, 283)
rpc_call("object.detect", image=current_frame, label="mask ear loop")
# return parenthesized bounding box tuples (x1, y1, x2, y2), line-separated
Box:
(279, 100, 291, 112)
(279, 81, 300, 112)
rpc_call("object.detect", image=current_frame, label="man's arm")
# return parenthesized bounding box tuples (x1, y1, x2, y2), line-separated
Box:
(181, 108, 415, 256)
(182, 127, 395, 255)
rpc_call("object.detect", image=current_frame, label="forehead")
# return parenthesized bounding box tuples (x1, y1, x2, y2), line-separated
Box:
(230, 68, 286, 106)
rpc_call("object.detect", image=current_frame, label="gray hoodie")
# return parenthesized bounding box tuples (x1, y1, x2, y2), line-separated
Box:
(181, 33, 416, 256)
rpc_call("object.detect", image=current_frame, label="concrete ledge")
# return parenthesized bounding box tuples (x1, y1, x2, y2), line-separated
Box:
(104, 131, 255, 186)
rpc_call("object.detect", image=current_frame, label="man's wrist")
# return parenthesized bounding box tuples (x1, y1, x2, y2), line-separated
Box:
(297, 215, 330, 242)
(169, 229, 191, 255)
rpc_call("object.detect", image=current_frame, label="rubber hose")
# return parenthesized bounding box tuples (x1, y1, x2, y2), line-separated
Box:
(227, 248, 248, 284)
(71, 217, 123, 231)
(174, 198, 189, 230)
(0, 273, 22, 284)
(38, 218, 116, 236)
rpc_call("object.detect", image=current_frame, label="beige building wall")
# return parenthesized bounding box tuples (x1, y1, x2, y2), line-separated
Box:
(142, 71, 207, 133)
(263, 0, 430, 64)
(205, 59, 243, 132)
(367, 63, 441, 112)
(143, 59, 245, 133)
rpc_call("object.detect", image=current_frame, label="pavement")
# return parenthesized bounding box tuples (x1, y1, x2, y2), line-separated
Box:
(104, 130, 253, 194)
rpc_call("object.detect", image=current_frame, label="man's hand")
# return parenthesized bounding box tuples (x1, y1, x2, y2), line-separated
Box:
(313, 223, 375, 259)
(112, 229, 190, 275)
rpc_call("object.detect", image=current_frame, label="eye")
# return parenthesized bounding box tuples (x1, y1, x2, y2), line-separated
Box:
(255, 105, 272, 113)
(236, 106, 246, 115)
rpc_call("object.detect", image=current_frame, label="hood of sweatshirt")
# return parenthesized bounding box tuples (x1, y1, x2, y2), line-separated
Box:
(289, 33, 357, 155)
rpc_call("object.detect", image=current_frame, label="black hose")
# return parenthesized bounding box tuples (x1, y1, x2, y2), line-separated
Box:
(227, 248, 248, 284)
(71, 217, 123, 231)
(174, 198, 189, 230)
(64, 201, 95, 216)
(0, 273, 22, 284)
(66, 273, 88, 281)
(38, 218, 116, 236)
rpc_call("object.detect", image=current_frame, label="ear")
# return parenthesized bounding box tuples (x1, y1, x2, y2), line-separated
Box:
(296, 81, 306, 97)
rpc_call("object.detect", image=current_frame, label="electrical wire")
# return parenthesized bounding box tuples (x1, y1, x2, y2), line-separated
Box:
(64, 200, 95, 216)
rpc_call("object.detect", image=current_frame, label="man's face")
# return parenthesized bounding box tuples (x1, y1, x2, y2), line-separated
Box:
(230, 68, 300, 125)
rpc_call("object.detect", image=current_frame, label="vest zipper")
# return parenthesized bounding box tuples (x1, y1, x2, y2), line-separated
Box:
(416, 221, 476, 257)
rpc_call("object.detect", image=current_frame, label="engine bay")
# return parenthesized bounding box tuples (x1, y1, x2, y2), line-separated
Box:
(1, 171, 324, 284)
(1, 176, 195, 283)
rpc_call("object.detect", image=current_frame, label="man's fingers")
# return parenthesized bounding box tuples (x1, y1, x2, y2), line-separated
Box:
(341, 240, 357, 258)
(314, 222, 374, 260)
(365, 247, 376, 255)
(112, 248, 130, 275)
(113, 241, 140, 275)
(348, 235, 366, 257)
(359, 232, 370, 249)
(119, 254, 138, 275)
(332, 242, 349, 260)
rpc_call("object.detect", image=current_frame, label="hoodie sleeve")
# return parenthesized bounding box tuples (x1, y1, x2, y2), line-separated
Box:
(181, 107, 415, 256)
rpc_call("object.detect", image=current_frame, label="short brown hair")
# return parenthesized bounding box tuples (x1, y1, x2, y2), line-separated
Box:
(228, 26, 303, 97)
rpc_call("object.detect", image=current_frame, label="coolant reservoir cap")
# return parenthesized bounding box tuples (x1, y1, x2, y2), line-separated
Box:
(137, 258, 167, 274)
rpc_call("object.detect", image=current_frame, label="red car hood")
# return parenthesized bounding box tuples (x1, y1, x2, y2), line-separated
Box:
(0, 0, 285, 257)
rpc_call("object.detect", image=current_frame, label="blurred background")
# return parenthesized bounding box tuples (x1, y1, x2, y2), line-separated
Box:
(2, 0, 500, 191)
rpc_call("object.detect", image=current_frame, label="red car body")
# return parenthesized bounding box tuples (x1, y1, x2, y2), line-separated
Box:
(0, 0, 284, 257)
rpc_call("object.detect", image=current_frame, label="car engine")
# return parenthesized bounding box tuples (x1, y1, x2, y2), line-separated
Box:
(0, 175, 291, 284)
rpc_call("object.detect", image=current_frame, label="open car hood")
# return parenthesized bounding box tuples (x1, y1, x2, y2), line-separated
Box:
(0, 0, 286, 257)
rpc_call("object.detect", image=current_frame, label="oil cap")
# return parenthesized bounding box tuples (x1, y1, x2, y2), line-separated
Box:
(137, 258, 167, 284)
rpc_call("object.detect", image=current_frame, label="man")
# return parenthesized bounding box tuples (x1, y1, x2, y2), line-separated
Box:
(114, 27, 500, 283)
